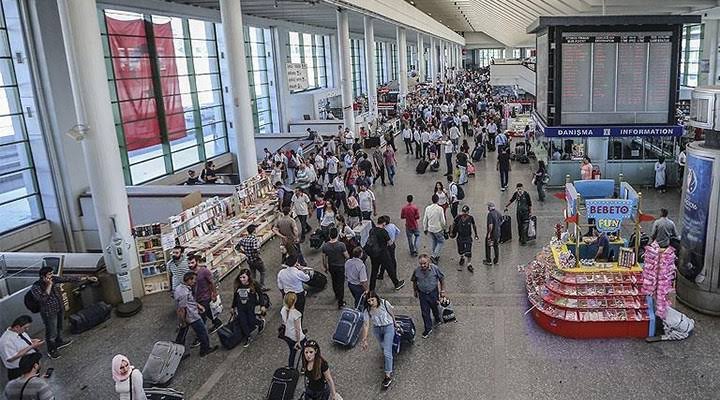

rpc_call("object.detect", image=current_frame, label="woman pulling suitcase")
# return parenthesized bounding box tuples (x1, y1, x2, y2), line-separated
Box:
(359, 291, 397, 390)
(300, 341, 339, 400)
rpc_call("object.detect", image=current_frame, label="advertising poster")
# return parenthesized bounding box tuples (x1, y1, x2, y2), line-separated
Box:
(585, 199, 635, 233)
(678, 154, 714, 281)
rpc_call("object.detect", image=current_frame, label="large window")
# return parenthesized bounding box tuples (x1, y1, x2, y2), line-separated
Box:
(288, 31, 330, 92)
(477, 48, 504, 67)
(390, 43, 398, 81)
(407, 45, 417, 71)
(350, 38, 366, 97)
(375, 41, 387, 85)
(0, 0, 43, 233)
(100, 10, 227, 185)
(246, 26, 275, 133)
(680, 24, 703, 87)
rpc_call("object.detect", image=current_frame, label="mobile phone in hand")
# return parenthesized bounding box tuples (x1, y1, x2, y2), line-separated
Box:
(43, 368, 54, 378)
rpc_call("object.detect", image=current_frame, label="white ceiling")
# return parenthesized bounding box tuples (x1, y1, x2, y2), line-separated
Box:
(409, 0, 720, 47)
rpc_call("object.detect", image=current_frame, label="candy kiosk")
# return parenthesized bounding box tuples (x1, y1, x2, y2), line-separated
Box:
(525, 177, 673, 338)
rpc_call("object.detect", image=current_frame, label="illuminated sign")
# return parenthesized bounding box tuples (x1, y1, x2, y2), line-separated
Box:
(586, 199, 636, 233)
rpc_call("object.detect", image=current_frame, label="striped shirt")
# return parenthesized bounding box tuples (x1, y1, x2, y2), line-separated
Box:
(4, 376, 55, 400)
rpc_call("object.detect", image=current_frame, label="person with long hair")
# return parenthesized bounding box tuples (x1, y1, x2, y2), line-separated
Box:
(533, 160, 547, 202)
(434, 181, 449, 212)
(112, 354, 147, 400)
(359, 291, 397, 390)
(232, 269, 265, 347)
(280, 292, 306, 368)
(300, 340, 338, 400)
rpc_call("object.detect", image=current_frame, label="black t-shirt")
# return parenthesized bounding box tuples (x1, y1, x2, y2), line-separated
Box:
(305, 360, 329, 391)
(456, 152, 468, 167)
(498, 152, 510, 171)
(321, 241, 347, 267)
(453, 214, 475, 239)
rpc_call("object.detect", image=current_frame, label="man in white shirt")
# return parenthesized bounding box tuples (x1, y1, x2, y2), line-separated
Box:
(357, 184, 376, 221)
(422, 194, 447, 263)
(402, 126, 413, 154)
(0, 315, 43, 381)
(487, 121, 498, 136)
(461, 113, 470, 136)
(291, 188, 311, 241)
(421, 129, 431, 159)
(413, 128, 423, 159)
(326, 152, 339, 183)
(344, 128, 354, 149)
(495, 130, 508, 152)
(314, 153, 326, 186)
(277, 255, 310, 315)
(449, 123, 461, 150)
(440, 103, 449, 113)
(444, 136, 455, 176)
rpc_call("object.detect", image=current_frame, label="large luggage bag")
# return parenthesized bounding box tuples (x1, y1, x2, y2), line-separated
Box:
(142, 341, 185, 387)
(416, 159, 429, 174)
(499, 215, 512, 244)
(392, 314, 416, 354)
(69, 301, 111, 334)
(218, 321, 244, 350)
(304, 271, 327, 294)
(332, 307, 364, 347)
(266, 365, 299, 400)
(146, 387, 185, 400)
(309, 230, 325, 249)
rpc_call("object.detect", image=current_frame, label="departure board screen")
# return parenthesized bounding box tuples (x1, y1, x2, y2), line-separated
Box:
(560, 32, 673, 125)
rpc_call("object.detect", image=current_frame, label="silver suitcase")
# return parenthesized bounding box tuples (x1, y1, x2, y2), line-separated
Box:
(142, 341, 185, 386)
(146, 387, 185, 399)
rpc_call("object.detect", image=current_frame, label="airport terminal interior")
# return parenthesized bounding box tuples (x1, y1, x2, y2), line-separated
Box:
(2, 0, 720, 399)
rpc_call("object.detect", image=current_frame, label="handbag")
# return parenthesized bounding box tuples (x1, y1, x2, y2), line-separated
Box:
(277, 323, 286, 339)
(210, 294, 223, 319)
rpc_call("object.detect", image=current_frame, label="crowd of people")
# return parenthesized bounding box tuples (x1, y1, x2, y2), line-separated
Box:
(2, 67, 550, 400)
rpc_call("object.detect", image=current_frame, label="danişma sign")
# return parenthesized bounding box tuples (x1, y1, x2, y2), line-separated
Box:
(585, 199, 636, 232)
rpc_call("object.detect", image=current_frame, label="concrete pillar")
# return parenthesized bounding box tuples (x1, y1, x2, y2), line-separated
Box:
(336, 9, 356, 134)
(219, 0, 257, 179)
(441, 41, 447, 82)
(430, 37, 436, 85)
(397, 27, 408, 97)
(57, 0, 137, 293)
(701, 20, 719, 86)
(363, 17, 377, 119)
(417, 32, 424, 82)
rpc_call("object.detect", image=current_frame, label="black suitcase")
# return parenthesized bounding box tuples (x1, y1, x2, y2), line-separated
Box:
(416, 159, 429, 174)
(69, 302, 111, 334)
(309, 231, 325, 249)
(304, 271, 327, 294)
(499, 215, 512, 244)
(218, 321, 244, 350)
(364, 136, 381, 148)
(267, 366, 299, 400)
(471, 146, 483, 161)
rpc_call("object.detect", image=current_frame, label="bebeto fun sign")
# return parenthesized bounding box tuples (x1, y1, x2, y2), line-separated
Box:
(586, 199, 636, 233)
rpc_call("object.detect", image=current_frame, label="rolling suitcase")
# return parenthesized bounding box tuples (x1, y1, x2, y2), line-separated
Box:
(142, 341, 185, 387)
(392, 315, 416, 354)
(309, 230, 325, 249)
(69, 301, 111, 334)
(218, 320, 244, 350)
(416, 159, 429, 174)
(332, 304, 364, 347)
(304, 271, 327, 294)
(266, 364, 299, 400)
(146, 387, 185, 400)
(499, 215, 512, 244)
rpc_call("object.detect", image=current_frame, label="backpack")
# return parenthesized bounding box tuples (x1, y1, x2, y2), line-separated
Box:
(363, 227, 383, 258)
(452, 183, 465, 201)
(24, 283, 41, 313)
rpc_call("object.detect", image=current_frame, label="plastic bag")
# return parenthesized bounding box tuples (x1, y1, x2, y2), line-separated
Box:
(210, 294, 223, 319)
(527, 218, 536, 238)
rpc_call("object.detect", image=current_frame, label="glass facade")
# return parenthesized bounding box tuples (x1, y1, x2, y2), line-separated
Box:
(476, 48, 504, 67)
(390, 43, 398, 81)
(288, 31, 330, 92)
(245, 26, 275, 133)
(350, 38, 366, 97)
(375, 41, 387, 85)
(680, 24, 703, 87)
(100, 9, 227, 185)
(0, 0, 43, 233)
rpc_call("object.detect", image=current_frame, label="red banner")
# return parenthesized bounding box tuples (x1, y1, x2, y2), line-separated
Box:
(107, 17, 186, 151)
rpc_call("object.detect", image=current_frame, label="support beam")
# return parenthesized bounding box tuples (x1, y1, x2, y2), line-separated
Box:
(57, 0, 137, 300)
(430, 37, 437, 85)
(397, 27, 408, 97)
(336, 9, 356, 135)
(364, 17, 377, 119)
(417, 32, 425, 82)
(219, 0, 259, 179)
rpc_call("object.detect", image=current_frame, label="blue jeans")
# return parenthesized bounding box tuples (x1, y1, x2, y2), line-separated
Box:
(386, 165, 396, 184)
(458, 166, 467, 184)
(406, 228, 421, 254)
(373, 324, 396, 375)
(418, 288, 441, 334)
(41, 310, 64, 352)
(429, 231, 445, 258)
(175, 319, 211, 353)
(348, 283, 365, 308)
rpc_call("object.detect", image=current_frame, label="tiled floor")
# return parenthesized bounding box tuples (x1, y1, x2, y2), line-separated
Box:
(5, 145, 719, 400)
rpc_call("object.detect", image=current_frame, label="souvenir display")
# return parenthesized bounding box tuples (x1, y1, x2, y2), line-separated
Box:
(640, 242, 677, 318)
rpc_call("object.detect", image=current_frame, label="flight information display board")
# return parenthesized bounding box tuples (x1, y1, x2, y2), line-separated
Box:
(560, 32, 673, 125)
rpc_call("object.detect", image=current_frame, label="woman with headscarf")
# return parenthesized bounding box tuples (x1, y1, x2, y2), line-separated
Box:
(112, 354, 147, 400)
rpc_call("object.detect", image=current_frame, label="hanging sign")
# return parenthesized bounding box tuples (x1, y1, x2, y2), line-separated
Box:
(586, 199, 636, 232)
(287, 63, 309, 91)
